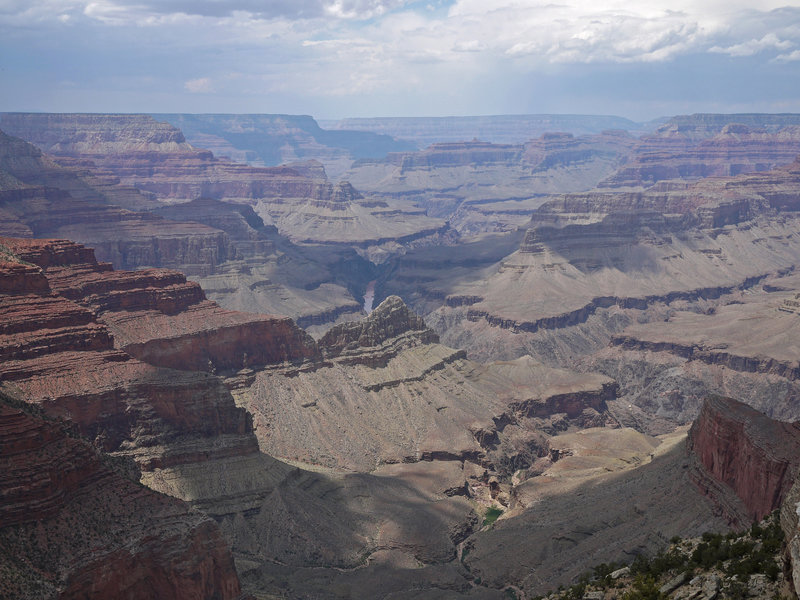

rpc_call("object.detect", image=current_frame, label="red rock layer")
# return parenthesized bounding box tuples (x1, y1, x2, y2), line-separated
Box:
(0, 237, 320, 372)
(0, 238, 266, 470)
(0, 113, 347, 205)
(0, 131, 237, 275)
(0, 397, 243, 599)
(0, 259, 49, 295)
(688, 395, 800, 521)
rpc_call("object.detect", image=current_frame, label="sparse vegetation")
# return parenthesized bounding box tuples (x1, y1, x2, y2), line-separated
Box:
(483, 506, 503, 528)
(536, 512, 786, 600)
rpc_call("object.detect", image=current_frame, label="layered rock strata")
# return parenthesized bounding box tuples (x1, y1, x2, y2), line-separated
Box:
(1, 236, 320, 373)
(0, 129, 236, 275)
(577, 272, 800, 434)
(153, 113, 416, 179)
(320, 114, 642, 147)
(600, 117, 800, 189)
(342, 132, 636, 234)
(688, 395, 800, 522)
(0, 113, 445, 250)
(237, 295, 618, 474)
(429, 157, 800, 364)
(0, 394, 243, 600)
(1, 233, 768, 598)
(150, 196, 365, 329)
(0, 237, 515, 598)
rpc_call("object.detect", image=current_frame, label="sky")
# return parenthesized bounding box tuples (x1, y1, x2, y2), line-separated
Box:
(2, 0, 800, 121)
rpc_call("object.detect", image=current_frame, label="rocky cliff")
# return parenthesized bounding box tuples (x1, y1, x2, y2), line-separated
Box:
(0, 113, 445, 250)
(600, 121, 800, 189)
(321, 114, 642, 147)
(343, 132, 636, 234)
(1, 236, 319, 373)
(0, 129, 238, 275)
(688, 395, 800, 522)
(0, 393, 243, 600)
(428, 156, 800, 365)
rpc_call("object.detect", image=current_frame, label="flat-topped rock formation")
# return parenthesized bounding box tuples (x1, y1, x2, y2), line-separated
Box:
(0, 129, 237, 275)
(0, 113, 445, 251)
(320, 114, 642, 147)
(153, 113, 416, 179)
(342, 132, 636, 234)
(0, 394, 244, 600)
(600, 119, 800, 189)
(1, 237, 319, 373)
(688, 395, 800, 522)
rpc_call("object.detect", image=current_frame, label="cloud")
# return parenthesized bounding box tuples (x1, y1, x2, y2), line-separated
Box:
(452, 40, 485, 53)
(774, 48, 800, 61)
(3, 0, 800, 118)
(80, 0, 412, 21)
(710, 32, 794, 56)
(184, 77, 213, 93)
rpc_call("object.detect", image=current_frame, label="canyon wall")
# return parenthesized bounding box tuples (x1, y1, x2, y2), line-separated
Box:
(688, 395, 800, 521)
(0, 394, 243, 600)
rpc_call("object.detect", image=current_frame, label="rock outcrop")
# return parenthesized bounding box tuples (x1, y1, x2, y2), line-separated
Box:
(0, 129, 237, 275)
(343, 132, 636, 234)
(600, 117, 800, 189)
(1, 236, 319, 373)
(688, 395, 800, 522)
(237, 295, 618, 473)
(0, 394, 243, 600)
(319, 294, 437, 359)
(0, 113, 446, 250)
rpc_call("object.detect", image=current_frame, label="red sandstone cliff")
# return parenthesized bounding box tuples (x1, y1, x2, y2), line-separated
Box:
(0, 236, 320, 481)
(0, 394, 243, 599)
(688, 395, 800, 522)
(0, 129, 238, 275)
(0, 237, 319, 373)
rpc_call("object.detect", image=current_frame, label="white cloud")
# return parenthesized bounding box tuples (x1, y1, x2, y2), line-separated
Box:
(184, 77, 213, 93)
(710, 32, 794, 56)
(774, 48, 800, 61)
(3, 0, 800, 117)
(453, 40, 486, 53)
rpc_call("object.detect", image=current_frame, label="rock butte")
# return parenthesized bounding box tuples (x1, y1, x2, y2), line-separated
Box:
(0, 113, 447, 249)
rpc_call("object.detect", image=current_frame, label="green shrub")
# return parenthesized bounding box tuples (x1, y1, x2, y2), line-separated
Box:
(621, 575, 664, 600)
(483, 506, 503, 527)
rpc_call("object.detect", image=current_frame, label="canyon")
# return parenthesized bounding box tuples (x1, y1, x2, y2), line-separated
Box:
(3, 111, 800, 599)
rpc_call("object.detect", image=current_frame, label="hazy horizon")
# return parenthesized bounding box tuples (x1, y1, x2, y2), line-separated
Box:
(3, 1, 800, 121)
